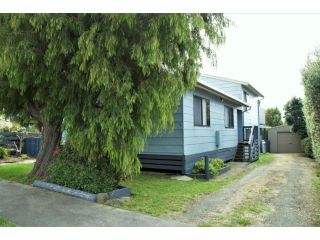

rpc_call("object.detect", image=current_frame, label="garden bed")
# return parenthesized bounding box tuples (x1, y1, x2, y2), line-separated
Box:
(186, 165, 231, 180)
(33, 180, 131, 203)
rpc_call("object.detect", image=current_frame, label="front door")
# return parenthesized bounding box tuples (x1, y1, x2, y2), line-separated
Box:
(237, 110, 243, 142)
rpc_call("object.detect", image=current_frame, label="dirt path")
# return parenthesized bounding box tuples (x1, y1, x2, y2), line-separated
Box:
(167, 154, 320, 227)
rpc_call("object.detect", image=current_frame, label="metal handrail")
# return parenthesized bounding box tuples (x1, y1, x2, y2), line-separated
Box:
(248, 125, 254, 145)
(241, 126, 260, 162)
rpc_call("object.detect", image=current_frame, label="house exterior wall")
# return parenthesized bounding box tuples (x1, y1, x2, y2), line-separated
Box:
(199, 75, 262, 128)
(183, 88, 238, 155)
(242, 86, 260, 126)
(200, 75, 243, 100)
(182, 88, 239, 173)
(140, 86, 240, 173)
(142, 99, 184, 155)
(140, 75, 263, 173)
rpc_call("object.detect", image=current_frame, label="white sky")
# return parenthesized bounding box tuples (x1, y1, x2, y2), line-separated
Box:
(201, 14, 320, 114)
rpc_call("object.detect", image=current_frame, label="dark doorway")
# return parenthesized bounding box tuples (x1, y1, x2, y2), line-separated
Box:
(237, 110, 244, 142)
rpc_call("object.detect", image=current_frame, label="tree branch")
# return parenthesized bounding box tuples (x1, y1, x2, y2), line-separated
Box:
(23, 101, 42, 124)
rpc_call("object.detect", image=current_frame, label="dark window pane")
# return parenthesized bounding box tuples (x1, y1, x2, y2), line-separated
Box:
(225, 106, 234, 128)
(206, 99, 210, 126)
(193, 96, 202, 126)
(229, 107, 234, 128)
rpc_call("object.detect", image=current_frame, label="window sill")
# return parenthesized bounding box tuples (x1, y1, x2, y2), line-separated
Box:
(194, 125, 211, 128)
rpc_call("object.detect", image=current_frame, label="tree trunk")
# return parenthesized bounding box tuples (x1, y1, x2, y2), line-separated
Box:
(29, 123, 61, 179)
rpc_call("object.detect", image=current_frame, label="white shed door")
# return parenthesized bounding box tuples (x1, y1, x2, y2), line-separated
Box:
(277, 132, 302, 153)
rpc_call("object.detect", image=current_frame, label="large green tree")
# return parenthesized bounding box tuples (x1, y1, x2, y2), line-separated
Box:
(265, 107, 283, 127)
(283, 97, 308, 138)
(0, 14, 229, 178)
(302, 50, 320, 162)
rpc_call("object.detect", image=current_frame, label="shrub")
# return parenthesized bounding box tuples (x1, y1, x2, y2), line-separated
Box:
(302, 137, 314, 158)
(0, 147, 8, 159)
(192, 158, 225, 176)
(284, 97, 308, 139)
(47, 144, 122, 194)
(302, 50, 320, 162)
(0, 127, 10, 132)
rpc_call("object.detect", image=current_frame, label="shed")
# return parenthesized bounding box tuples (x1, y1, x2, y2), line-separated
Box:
(267, 125, 303, 153)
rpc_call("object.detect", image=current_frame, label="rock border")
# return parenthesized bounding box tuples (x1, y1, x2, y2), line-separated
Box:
(33, 180, 131, 203)
(186, 165, 231, 180)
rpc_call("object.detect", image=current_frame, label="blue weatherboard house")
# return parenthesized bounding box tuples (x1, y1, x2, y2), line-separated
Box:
(139, 74, 264, 174)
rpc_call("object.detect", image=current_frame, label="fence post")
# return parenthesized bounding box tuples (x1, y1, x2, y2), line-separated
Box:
(205, 156, 210, 180)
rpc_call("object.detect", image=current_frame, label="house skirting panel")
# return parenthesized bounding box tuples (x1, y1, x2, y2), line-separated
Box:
(139, 154, 185, 172)
(183, 147, 237, 174)
(139, 147, 237, 174)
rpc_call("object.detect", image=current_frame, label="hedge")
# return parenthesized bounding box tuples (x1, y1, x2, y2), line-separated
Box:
(302, 50, 320, 162)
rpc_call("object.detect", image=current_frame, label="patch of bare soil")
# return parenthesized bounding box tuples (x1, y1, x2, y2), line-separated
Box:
(165, 154, 320, 227)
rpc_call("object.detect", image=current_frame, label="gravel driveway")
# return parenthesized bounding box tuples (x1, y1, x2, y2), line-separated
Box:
(167, 154, 320, 227)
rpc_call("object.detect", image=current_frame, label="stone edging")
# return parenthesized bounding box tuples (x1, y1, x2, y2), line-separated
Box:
(33, 180, 131, 203)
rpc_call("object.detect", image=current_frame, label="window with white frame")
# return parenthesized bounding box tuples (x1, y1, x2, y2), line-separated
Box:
(224, 105, 234, 128)
(193, 95, 210, 127)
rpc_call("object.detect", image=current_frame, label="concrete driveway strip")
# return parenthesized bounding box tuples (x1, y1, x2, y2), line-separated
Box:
(0, 180, 190, 227)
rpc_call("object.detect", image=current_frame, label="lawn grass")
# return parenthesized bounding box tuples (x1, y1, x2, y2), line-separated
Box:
(252, 153, 273, 167)
(117, 171, 245, 217)
(0, 217, 15, 227)
(120, 154, 275, 217)
(0, 154, 275, 218)
(0, 163, 33, 184)
(0, 162, 245, 217)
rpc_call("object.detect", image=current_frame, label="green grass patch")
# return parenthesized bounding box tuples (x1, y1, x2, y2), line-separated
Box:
(0, 159, 271, 219)
(252, 153, 273, 167)
(314, 179, 320, 192)
(118, 172, 244, 217)
(237, 202, 268, 214)
(223, 214, 252, 227)
(199, 190, 271, 227)
(0, 163, 33, 184)
(201, 202, 268, 227)
(0, 217, 15, 227)
(0, 162, 245, 217)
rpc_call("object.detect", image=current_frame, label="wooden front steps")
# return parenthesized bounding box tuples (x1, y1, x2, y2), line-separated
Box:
(234, 141, 250, 162)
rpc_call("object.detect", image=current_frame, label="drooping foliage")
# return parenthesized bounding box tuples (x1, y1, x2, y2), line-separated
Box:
(0, 14, 229, 178)
(265, 107, 283, 127)
(283, 97, 308, 138)
(302, 50, 320, 162)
